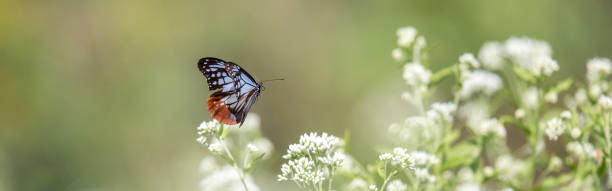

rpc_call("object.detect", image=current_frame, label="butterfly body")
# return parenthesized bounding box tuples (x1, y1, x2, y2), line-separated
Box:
(197, 57, 262, 126)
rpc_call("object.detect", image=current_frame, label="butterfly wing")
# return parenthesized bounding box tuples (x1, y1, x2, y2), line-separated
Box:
(199, 57, 261, 126)
(198, 57, 237, 91)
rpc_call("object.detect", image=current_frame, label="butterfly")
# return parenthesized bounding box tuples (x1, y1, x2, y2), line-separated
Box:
(197, 57, 277, 126)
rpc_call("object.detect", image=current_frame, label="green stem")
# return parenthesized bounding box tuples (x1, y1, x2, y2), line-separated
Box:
(219, 139, 249, 191)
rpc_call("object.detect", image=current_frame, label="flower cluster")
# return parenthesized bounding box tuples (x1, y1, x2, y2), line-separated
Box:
(196, 114, 273, 191)
(278, 132, 346, 191)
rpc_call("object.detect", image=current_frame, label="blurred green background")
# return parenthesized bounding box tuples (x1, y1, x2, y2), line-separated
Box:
(1, 0, 612, 190)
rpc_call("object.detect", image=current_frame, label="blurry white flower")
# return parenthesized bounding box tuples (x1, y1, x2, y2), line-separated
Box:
(586, 57, 612, 82)
(456, 182, 480, 191)
(457, 168, 474, 182)
(251, 138, 273, 155)
(208, 142, 223, 154)
(458, 70, 503, 99)
(548, 156, 562, 171)
(196, 136, 207, 144)
(478, 41, 505, 70)
(347, 178, 369, 191)
(427, 102, 457, 123)
(495, 155, 524, 181)
(566, 141, 597, 159)
(560, 110, 572, 120)
(598, 95, 612, 109)
(403, 62, 432, 87)
(545, 91, 558, 103)
(472, 118, 506, 137)
(379, 153, 393, 161)
(247, 144, 259, 153)
(278, 157, 325, 184)
(409, 151, 439, 166)
(459, 100, 490, 128)
(242, 113, 261, 129)
(522, 87, 539, 109)
(460, 53, 480, 68)
(199, 156, 218, 175)
(514, 108, 525, 119)
(283, 132, 340, 159)
(570, 128, 581, 139)
(574, 89, 588, 104)
(387, 179, 408, 191)
(414, 36, 427, 51)
(414, 168, 436, 183)
(504, 37, 556, 77)
(545, 118, 565, 141)
(500, 188, 514, 191)
(392, 48, 406, 61)
(397, 27, 418, 48)
(531, 56, 559, 77)
(369, 184, 378, 191)
(200, 165, 260, 191)
(589, 83, 604, 97)
(483, 166, 494, 177)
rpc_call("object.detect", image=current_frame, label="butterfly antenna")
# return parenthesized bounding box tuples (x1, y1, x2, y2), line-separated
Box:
(261, 78, 285, 83)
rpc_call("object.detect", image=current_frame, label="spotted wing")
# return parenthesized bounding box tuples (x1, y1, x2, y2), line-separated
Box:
(197, 57, 237, 91)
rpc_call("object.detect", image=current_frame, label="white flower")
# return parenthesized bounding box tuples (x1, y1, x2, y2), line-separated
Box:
(545, 91, 558, 103)
(587, 57, 612, 82)
(397, 27, 418, 48)
(545, 118, 565, 141)
(457, 168, 474, 182)
(478, 41, 505, 70)
(247, 144, 259, 153)
(495, 155, 524, 181)
(575, 89, 588, 104)
(196, 136, 207, 144)
(197, 120, 220, 136)
(460, 53, 480, 68)
(200, 165, 260, 191)
(472, 118, 506, 137)
(347, 178, 369, 191)
(504, 37, 556, 77)
(251, 138, 274, 154)
(549, 156, 562, 171)
(427, 102, 457, 123)
(570, 128, 581, 139)
(403, 62, 432, 87)
(242, 113, 261, 129)
(199, 156, 218, 175)
(318, 152, 345, 167)
(392, 48, 406, 61)
(456, 182, 480, 191)
(499, 188, 514, 191)
(283, 132, 340, 159)
(483, 166, 494, 177)
(387, 179, 408, 191)
(409, 151, 439, 167)
(278, 157, 326, 184)
(598, 95, 612, 109)
(566, 141, 597, 159)
(522, 87, 539, 109)
(379, 153, 393, 161)
(458, 70, 503, 99)
(414, 168, 436, 183)
(560, 110, 572, 120)
(369, 184, 378, 191)
(514, 108, 525, 119)
(208, 142, 223, 154)
(380, 147, 415, 169)
(531, 56, 559, 77)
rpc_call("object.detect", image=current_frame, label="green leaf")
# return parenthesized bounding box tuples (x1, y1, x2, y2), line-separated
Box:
(512, 65, 537, 83)
(443, 142, 480, 170)
(430, 64, 456, 85)
(244, 153, 266, 173)
(344, 129, 351, 153)
(218, 154, 235, 165)
(536, 174, 572, 190)
(548, 78, 573, 93)
(377, 165, 386, 179)
(221, 126, 231, 139)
